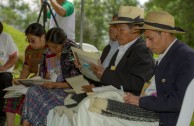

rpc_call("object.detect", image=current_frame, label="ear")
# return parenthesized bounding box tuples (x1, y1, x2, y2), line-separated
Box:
(41, 34, 45, 41)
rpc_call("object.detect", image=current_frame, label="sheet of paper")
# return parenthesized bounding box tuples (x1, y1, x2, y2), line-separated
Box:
(15, 87, 29, 94)
(71, 47, 101, 82)
(3, 91, 23, 98)
(3, 84, 26, 91)
(3, 84, 29, 98)
(92, 85, 118, 93)
(65, 75, 90, 94)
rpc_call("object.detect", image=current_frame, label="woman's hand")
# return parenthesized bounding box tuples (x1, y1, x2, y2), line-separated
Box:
(41, 82, 56, 89)
(12, 79, 20, 85)
(41, 82, 70, 89)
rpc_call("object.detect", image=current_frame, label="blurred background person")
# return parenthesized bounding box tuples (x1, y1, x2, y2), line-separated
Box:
(0, 21, 18, 126)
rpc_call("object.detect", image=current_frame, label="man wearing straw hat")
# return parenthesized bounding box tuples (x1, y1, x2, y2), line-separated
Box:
(124, 11, 194, 126)
(98, 6, 154, 95)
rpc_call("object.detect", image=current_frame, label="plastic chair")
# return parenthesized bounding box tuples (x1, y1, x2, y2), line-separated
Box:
(176, 78, 194, 126)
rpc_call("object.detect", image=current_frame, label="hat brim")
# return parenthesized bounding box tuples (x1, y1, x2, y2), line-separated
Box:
(109, 20, 134, 25)
(137, 24, 185, 34)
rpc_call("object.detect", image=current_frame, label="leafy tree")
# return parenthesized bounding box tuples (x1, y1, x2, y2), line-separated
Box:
(0, 0, 38, 31)
(74, 0, 138, 50)
(145, 0, 194, 47)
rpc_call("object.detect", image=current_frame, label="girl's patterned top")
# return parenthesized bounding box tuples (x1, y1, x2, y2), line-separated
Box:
(40, 39, 80, 81)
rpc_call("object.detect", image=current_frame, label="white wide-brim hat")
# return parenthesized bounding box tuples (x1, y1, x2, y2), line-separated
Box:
(109, 6, 144, 25)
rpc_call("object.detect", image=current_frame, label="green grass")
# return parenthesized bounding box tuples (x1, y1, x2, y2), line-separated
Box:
(15, 114, 21, 126)
(191, 114, 194, 126)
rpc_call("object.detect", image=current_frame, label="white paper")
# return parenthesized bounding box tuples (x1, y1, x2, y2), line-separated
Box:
(71, 47, 101, 82)
(65, 75, 89, 94)
(92, 85, 118, 93)
(3, 84, 29, 98)
(3, 84, 26, 91)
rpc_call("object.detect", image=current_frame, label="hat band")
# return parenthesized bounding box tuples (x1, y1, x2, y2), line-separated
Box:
(145, 21, 175, 30)
(118, 16, 144, 23)
(144, 21, 185, 32)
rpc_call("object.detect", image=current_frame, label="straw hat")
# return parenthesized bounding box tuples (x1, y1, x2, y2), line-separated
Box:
(109, 6, 144, 24)
(138, 11, 185, 34)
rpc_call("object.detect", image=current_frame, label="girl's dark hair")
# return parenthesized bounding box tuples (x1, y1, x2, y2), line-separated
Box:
(46, 28, 67, 45)
(0, 21, 3, 34)
(25, 23, 46, 37)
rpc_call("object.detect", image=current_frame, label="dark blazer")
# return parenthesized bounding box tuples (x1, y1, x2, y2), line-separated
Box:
(101, 37, 155, 95)
(100, 44, 111, 63)
(139, 40, 194, 126)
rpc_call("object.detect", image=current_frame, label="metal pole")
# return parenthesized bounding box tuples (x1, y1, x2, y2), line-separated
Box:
(79, 0, 84, 49)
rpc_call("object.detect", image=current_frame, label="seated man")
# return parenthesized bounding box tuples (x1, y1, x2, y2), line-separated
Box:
(0, 21, 18, 125)
(124, 11, 194, 126)
(90, 6, 154, 95)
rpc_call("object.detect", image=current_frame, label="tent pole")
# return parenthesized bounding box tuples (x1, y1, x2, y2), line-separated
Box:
(79, 0, 85, 49)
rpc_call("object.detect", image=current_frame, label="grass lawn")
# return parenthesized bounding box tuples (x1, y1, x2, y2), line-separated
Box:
(15, 114, 21, 126)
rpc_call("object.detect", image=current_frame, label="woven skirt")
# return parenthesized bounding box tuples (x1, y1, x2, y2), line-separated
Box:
(22, 86, 67, 126)
(3, 96, 25, 115)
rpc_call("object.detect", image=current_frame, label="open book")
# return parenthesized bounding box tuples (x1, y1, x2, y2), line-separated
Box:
(3, 76, 52, 98)
(16, 76, 52, 87)
(71, 47, 101, 82)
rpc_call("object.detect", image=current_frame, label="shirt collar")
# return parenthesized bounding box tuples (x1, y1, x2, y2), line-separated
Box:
(118, 37, 139, 50)
(157, 38, 177, 62)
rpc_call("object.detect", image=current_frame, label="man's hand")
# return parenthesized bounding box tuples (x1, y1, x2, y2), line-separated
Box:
(74, 60, 82, 69)
(90, 63, 104, 79)
(123, 92, 140, 106)
(82, 84, 95, 93)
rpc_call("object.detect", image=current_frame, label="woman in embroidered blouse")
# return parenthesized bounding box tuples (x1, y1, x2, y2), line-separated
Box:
(22, 28, 80, 126)
(4, 23, 46, 126)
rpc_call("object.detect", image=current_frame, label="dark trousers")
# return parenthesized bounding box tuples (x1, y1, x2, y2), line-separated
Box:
(0, 72, 13, 116)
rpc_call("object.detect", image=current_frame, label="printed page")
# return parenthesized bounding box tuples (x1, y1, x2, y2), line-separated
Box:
(65, 75, 90, 94)
(71, 47, 101, 82)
